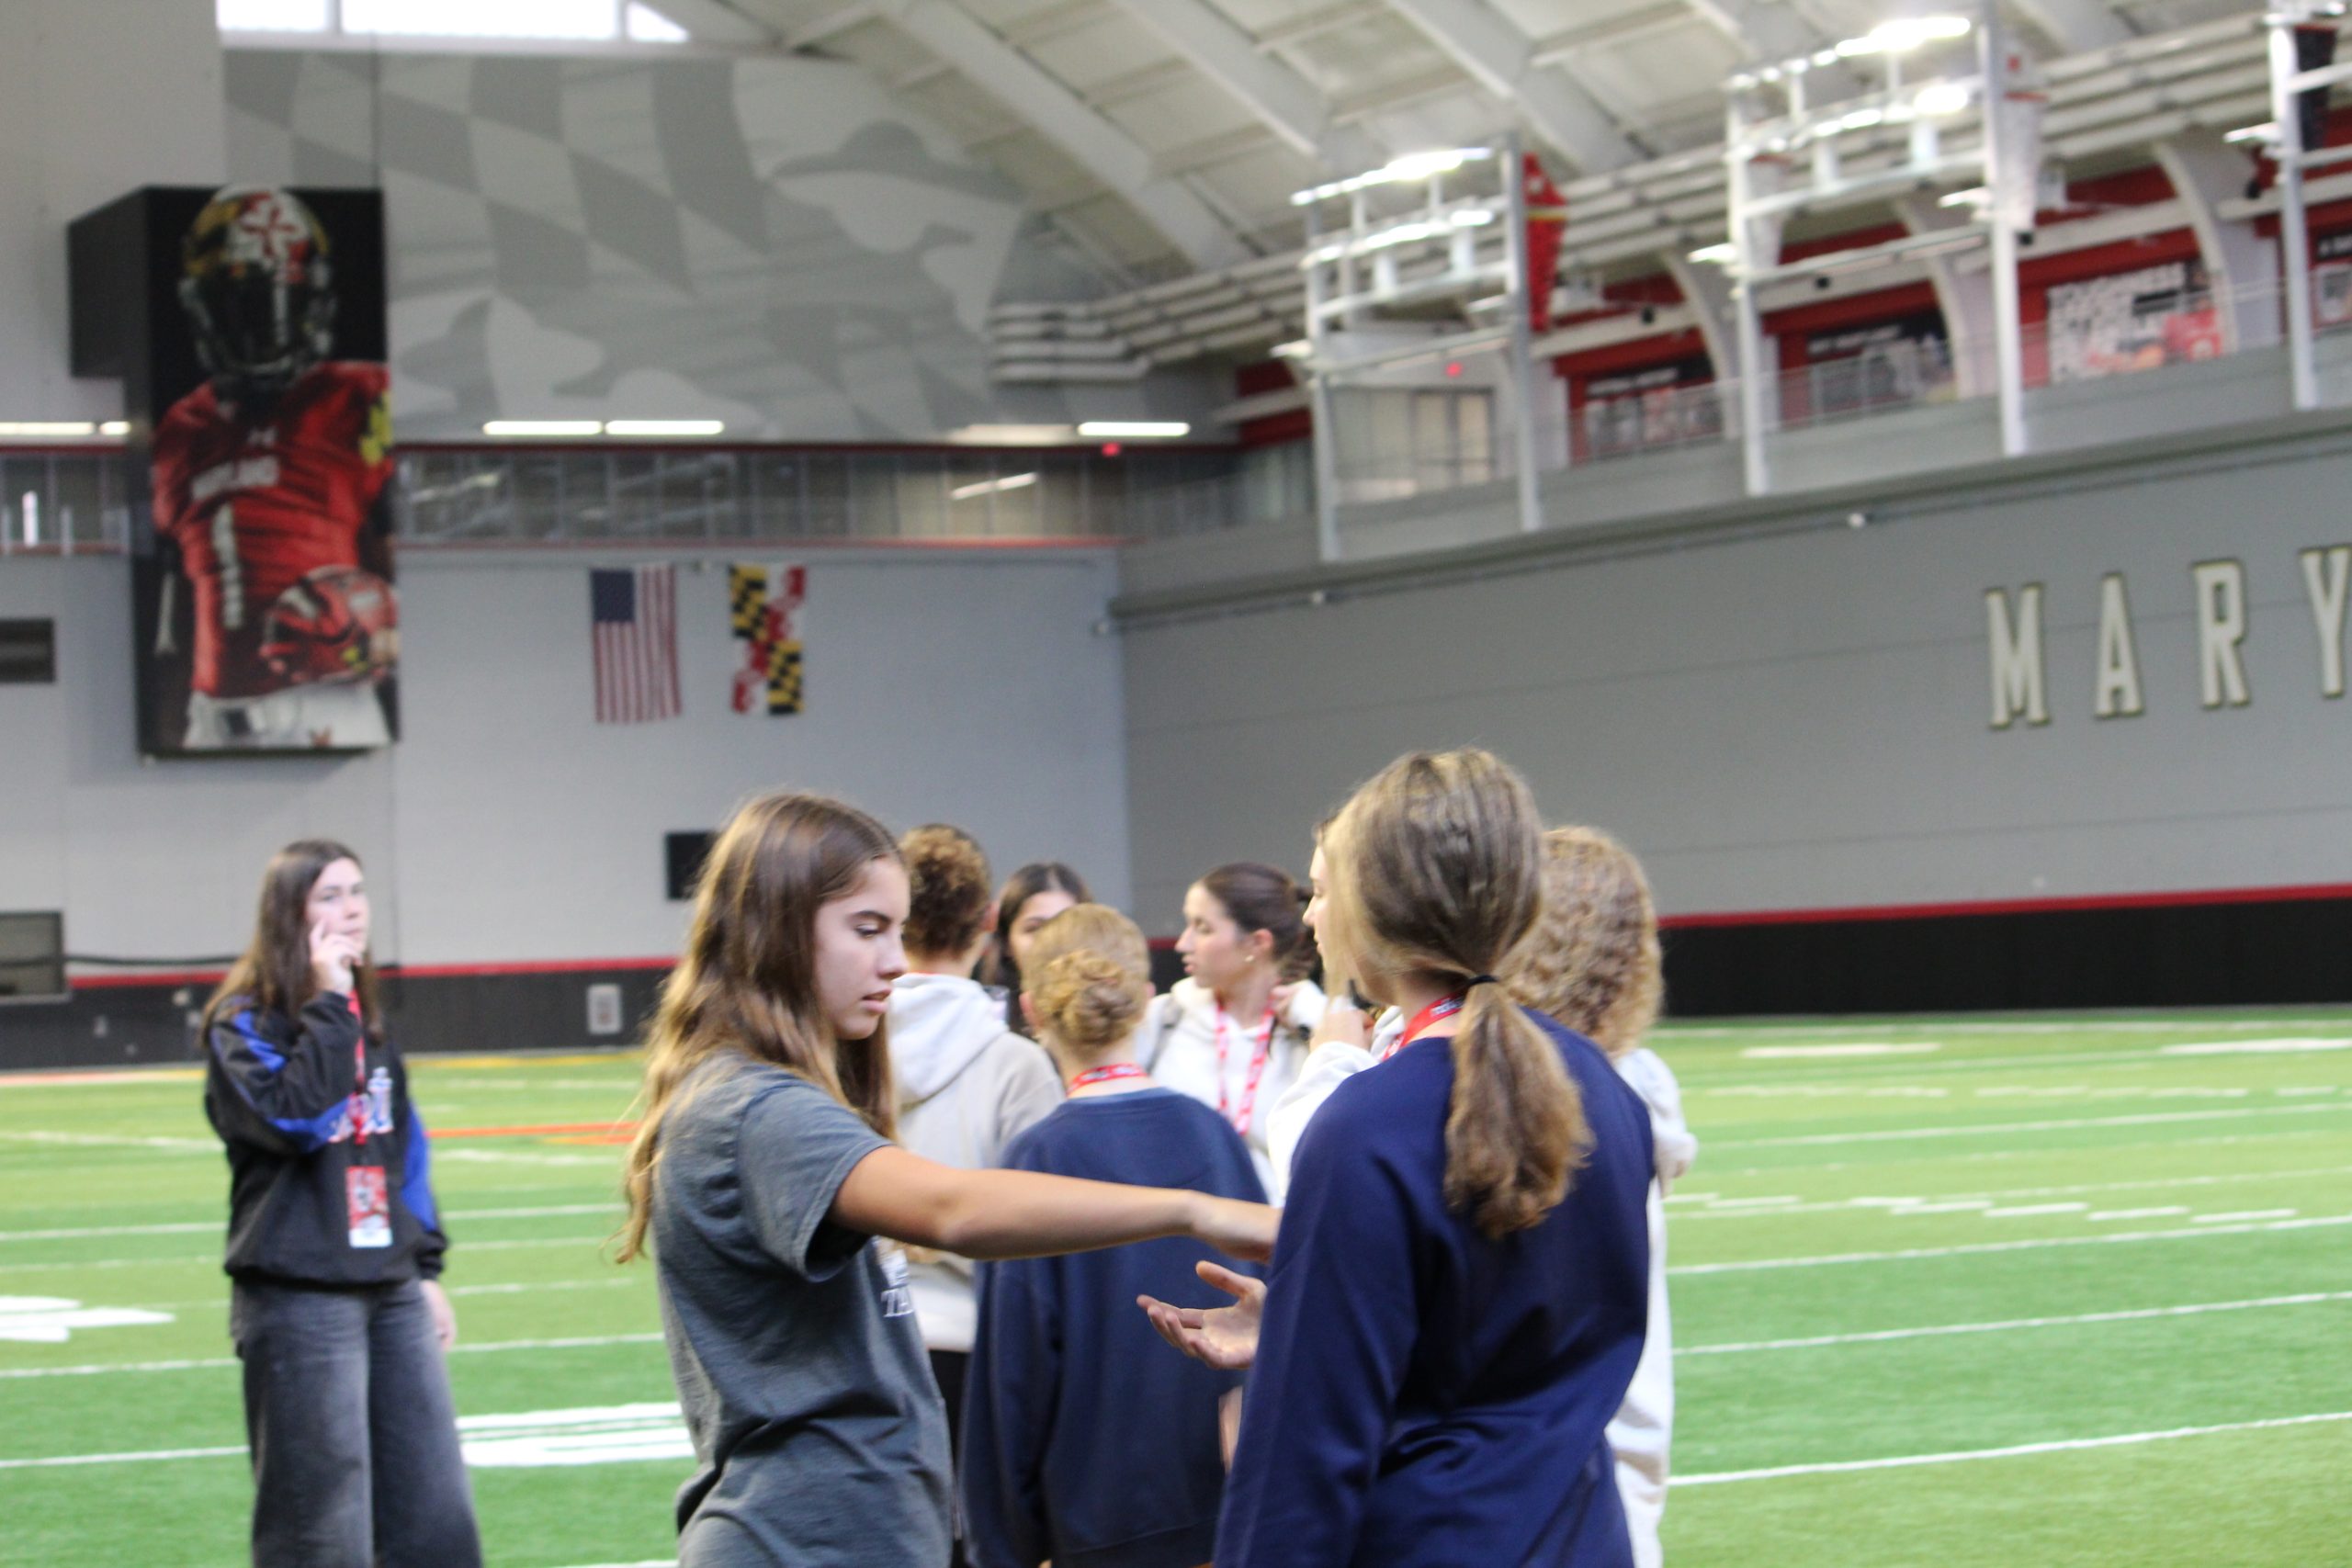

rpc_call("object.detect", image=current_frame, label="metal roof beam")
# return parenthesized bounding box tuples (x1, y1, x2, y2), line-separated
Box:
(1380, 0, 1643, 172)
(870, 0, 1251, 270)
(2008, 0, 2133, 54)
(1104, 0, 1386, 170)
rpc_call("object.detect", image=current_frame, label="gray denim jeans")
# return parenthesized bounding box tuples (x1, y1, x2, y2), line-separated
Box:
(229, 1279, 482, 1568)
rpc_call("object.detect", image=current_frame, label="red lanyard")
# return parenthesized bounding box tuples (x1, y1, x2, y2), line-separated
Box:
(1214, 1001, 1279, 1134)
(1069, 1063, 1148, 1090)
(346, 992, 370, 1150)
(1381, 993, 1466, 1063)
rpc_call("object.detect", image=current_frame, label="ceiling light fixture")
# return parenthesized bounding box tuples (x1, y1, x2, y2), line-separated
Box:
(1076, 421, 1189, 439)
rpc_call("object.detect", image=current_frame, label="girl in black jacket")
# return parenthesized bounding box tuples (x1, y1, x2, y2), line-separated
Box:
(201, 839, 480, 1568)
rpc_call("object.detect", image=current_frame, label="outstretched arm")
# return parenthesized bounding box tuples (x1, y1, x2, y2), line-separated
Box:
(831, 1145, 1275, 1264)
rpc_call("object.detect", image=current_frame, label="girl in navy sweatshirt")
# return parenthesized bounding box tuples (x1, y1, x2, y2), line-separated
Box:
(1146, 749, 1655, 1568)
(962, 905, 1266, 1568)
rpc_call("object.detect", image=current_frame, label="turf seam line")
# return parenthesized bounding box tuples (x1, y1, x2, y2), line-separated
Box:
(1668, 1211, 2352, 1275)
(1712, 1101, 2352, 1149)
(0, 1203, 620, 1244)
(1681, 1290, 2352, 1353)
(0, 1330, 665, 1381)
(1670, 1410, 2352, 1485)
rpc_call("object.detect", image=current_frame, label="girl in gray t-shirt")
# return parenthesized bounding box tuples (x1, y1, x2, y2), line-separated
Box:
(616, 791, 1275, 1568)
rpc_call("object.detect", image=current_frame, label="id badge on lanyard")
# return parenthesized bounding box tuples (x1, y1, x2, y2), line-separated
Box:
(345, 1032, 392, 1249)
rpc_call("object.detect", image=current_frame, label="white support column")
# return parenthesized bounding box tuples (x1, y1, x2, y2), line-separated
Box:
(2270, 16, 2321, 412)
(2154, 130, 2282, 355)
(1501, 133, 1544, 534)
(1981, 6, 2030, 457)
(1661, 250, 1743, 449)
(1725, 88, 1773, 494)
(1383, 0, 1641, 173)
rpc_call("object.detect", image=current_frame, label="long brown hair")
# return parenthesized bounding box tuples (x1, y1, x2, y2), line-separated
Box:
(616, 792, 902, 1263)
(1322, 750, 1589, 1238)
(202, 839, 384, 1045)
(1508, 828, 1662, 1061)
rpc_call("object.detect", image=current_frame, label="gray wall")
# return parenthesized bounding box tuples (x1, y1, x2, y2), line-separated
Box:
(1116, 417, 2352, 928)
(0, 0, 223, 423)
(1, 546, 1128, 974)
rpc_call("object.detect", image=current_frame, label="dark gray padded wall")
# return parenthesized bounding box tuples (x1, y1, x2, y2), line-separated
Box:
(1117, 423, 2352, 931)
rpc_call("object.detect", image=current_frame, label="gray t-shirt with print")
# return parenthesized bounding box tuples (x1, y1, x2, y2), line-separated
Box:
(651, 1055, 951, 1567)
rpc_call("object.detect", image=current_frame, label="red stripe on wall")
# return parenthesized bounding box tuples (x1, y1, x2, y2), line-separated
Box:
(68, 880, 2352, 990)
(1659, 881, 2352, 931)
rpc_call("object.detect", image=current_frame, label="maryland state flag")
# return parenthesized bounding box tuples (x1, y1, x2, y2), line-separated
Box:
(729, 563, 806, 716)
(1522, 153, 1568, 334)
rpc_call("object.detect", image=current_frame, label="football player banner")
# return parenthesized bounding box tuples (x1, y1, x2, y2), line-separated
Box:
(728, 563, 805, 716)
(69, 186, 395, 757)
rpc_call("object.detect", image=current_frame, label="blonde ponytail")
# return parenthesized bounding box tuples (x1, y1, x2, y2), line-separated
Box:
(1323, 749, 1590, 1238)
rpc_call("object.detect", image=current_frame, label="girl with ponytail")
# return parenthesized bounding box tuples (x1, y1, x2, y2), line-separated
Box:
(1146, 750, 1654, 1568)
(960, 905, 1266, 1568)
(617, 794, 1274, 1568)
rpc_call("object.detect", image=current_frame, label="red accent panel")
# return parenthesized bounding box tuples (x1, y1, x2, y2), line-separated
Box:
(393, 957, 677, 977)
(1660, 880, 2352, 931)
(2018, 229, 2199, 292)
(1768, 284, 1939, 360)
(1779, 222, 1905, 265)
(71, 969, 228, 990)
(1234, 359, 1297, 398)
(1557, 327, 1708, 382)
(1239, 408, 1312, 447)
(69, 955, 679, 990)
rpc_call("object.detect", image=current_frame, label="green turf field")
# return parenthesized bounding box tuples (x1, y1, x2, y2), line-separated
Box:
(4, 1012, 2349, 1567)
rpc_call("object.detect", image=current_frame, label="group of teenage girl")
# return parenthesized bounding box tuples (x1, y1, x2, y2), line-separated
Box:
(198, 746, 1698, 1568)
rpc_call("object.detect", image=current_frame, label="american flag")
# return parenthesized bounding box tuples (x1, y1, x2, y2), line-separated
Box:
(589, 566, 682, 724)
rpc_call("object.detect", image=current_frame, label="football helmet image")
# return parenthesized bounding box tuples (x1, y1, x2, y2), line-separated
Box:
(259, 567, 398, 687)
(178, 186, 337, 401)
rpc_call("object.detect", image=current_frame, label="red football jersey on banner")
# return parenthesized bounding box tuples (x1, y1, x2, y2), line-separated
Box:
(152, 362, 393, 698)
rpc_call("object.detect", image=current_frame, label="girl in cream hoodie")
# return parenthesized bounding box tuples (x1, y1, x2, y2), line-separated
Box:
(886, 822, 1062, 1549)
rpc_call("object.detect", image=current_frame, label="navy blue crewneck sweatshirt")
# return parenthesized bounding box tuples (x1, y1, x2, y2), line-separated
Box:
(961, 1087, 1266, 1568)
(1217, 1009, 1654, 1568)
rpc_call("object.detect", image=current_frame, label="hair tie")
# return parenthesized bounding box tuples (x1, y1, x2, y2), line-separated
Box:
(1463, 974, 1500, 989)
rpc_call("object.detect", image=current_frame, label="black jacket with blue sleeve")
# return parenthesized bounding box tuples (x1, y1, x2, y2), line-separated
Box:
(203, 990, 449, 1287)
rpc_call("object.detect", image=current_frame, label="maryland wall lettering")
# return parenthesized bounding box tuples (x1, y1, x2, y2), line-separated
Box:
(1985, 547, 2352, 728)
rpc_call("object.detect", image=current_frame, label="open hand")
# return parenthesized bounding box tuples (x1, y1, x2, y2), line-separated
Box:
(1138, 1260, 1264, 1371)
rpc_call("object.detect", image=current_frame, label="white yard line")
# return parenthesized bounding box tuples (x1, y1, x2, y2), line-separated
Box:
(1667, 1164, 2352, 1222)
(0, 1329, 663, 1381)
(1712, 1101, 2352, 1150)
(1669, 1212, 2352, 1276)
(2191, 1209, 2298, 1224)
(1682, 1290, 2352, 1355)
(0, 1204, 618, 1245)
(1671, 1410, 2352, 1486)
(0, 1235, 616, 1277)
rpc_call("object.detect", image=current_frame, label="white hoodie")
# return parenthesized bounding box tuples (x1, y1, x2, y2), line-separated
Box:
(1141, 976, 1325, 1198)
(886, 972, 1063, 1354)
